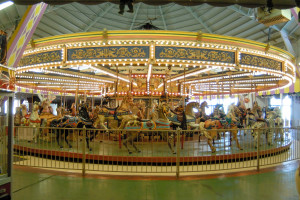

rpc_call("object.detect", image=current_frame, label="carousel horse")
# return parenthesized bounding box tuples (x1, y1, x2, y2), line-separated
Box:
(94, 94, 140, 130)
(168, 102, 199, 130)
(199, 104, 243, 151)
(71, 103, 76, 116)
(198, 118, 218, 153)
(211, 104, 226, 119)
(245, 109, 256, 128)
(20, 104, 30, 126)
(252, 101, 263, 119)
(123, 103, 177, 154)
(50, 102, 96, 150)
(251, 118, 269, 148)
(56, 106, 68, 118)
(274, 107, 284, 141)
(199, 101, 209, 120)
(29, 102, 42, 143)
(39, 98, 57, 127)
(14, 107, 22, 126)
(21, 104, 28, 117)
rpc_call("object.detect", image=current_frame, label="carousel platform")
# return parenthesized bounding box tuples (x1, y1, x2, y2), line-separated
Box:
(13, 131, 293, 165)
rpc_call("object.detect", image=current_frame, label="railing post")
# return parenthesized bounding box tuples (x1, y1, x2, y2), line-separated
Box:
(257, 129, 260, 171)
(176, 128, 181, 179)
(82, 126, 86, 176)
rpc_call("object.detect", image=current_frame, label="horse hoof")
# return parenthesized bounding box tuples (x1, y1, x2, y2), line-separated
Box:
(173, 151, 176, 154)
(128, 151, 132, 154)
(89, 148, 92, 151)
(60, 146, 63, 149)
(99, 140, 103, 143)
(69, 145, 72, 148)
(239, 148, 243, 150)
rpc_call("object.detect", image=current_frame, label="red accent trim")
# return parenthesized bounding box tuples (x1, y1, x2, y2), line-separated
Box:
(30, 119, 41, 123)
(14, 142, 292, 164)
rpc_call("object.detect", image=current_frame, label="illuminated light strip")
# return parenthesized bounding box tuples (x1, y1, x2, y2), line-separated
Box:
(89, 65, 130, 83)
(41, 69, 113, 83)
(168, 68, 211, 83)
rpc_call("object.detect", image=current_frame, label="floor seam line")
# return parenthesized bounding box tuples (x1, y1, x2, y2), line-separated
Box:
(12, 175, 56, 194)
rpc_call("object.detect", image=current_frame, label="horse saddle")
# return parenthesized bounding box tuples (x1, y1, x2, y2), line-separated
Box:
(109, 111, 115, 115)
(66, 116, 78, 123)
(177, 113, 184, 122)
(257, 118, 266, 122)
(79, 116, 91, 123)
(146, 121, 153, 127)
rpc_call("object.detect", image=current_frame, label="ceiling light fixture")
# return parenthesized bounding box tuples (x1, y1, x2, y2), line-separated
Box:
(0, 1, 13, 11)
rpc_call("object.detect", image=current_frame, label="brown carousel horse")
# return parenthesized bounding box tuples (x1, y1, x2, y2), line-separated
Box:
(123, 102, 177, 154)
(94, 94, 141, 130)
(198, 104, 243, 152)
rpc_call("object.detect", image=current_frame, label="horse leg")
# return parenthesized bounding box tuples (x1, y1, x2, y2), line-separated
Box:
(56, 129, 63, 148)
(267, 129, 273, 146)
(162, 132, 175, 154)
(207, 139, 216, 153)
(168, 133, 176, 154)
(123, 132, 135, 154)
(64, 130, 72, 148)
(87, 130, 97, 151)
(229, 131, 232, 146)
(203, 130, 216, 153)
(280, 126, 284, 141)
(232, 131, 243, 150)
(130, 132, 140, 153)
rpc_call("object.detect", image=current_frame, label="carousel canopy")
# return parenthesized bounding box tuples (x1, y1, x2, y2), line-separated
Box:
(15, 30, 296, 96)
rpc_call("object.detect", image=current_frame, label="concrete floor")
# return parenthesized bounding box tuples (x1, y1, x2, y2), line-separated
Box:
(12, 162, 300, 200)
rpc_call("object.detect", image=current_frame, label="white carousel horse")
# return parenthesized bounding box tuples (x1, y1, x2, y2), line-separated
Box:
(168, 102, 199, 130)
(14, 107, 22, 126)
(20, 104, 28, 118)
(185, 102, 200, 130)
(123, 103, 175, 154)
(29, 102, 42, 143)
(273, 107, 284, 141)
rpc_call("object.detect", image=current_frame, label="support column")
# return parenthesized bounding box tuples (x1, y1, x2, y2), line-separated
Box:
(7, 3, 48, 68)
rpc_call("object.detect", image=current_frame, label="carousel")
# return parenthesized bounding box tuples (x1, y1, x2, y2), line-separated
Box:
(13, 30, 296, 165)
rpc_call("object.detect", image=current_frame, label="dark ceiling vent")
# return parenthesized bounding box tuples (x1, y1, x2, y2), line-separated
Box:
(134, 22, 161, 30)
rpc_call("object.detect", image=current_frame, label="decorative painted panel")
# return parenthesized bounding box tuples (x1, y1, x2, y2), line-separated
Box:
(19, 50, 62, 66)
(67, 46, 149, 61)
(155, 46, 235, 63)
(240, 53, 282, 71)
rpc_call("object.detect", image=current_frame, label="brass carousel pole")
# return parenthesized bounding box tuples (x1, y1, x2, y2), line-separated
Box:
(64, 88, 66, 110)
(75, 76, 79, 116)
(129, 67, 133, 94)
(167, 66, 171, 103)
(60, 88, 63, 107)
(183, 67, 186, 110)
(32, 73, 34, 106)
(116, 65, 119, 106)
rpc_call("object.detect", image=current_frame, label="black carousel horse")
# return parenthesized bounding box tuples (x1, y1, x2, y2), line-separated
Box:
(50, 103, 96, 150)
